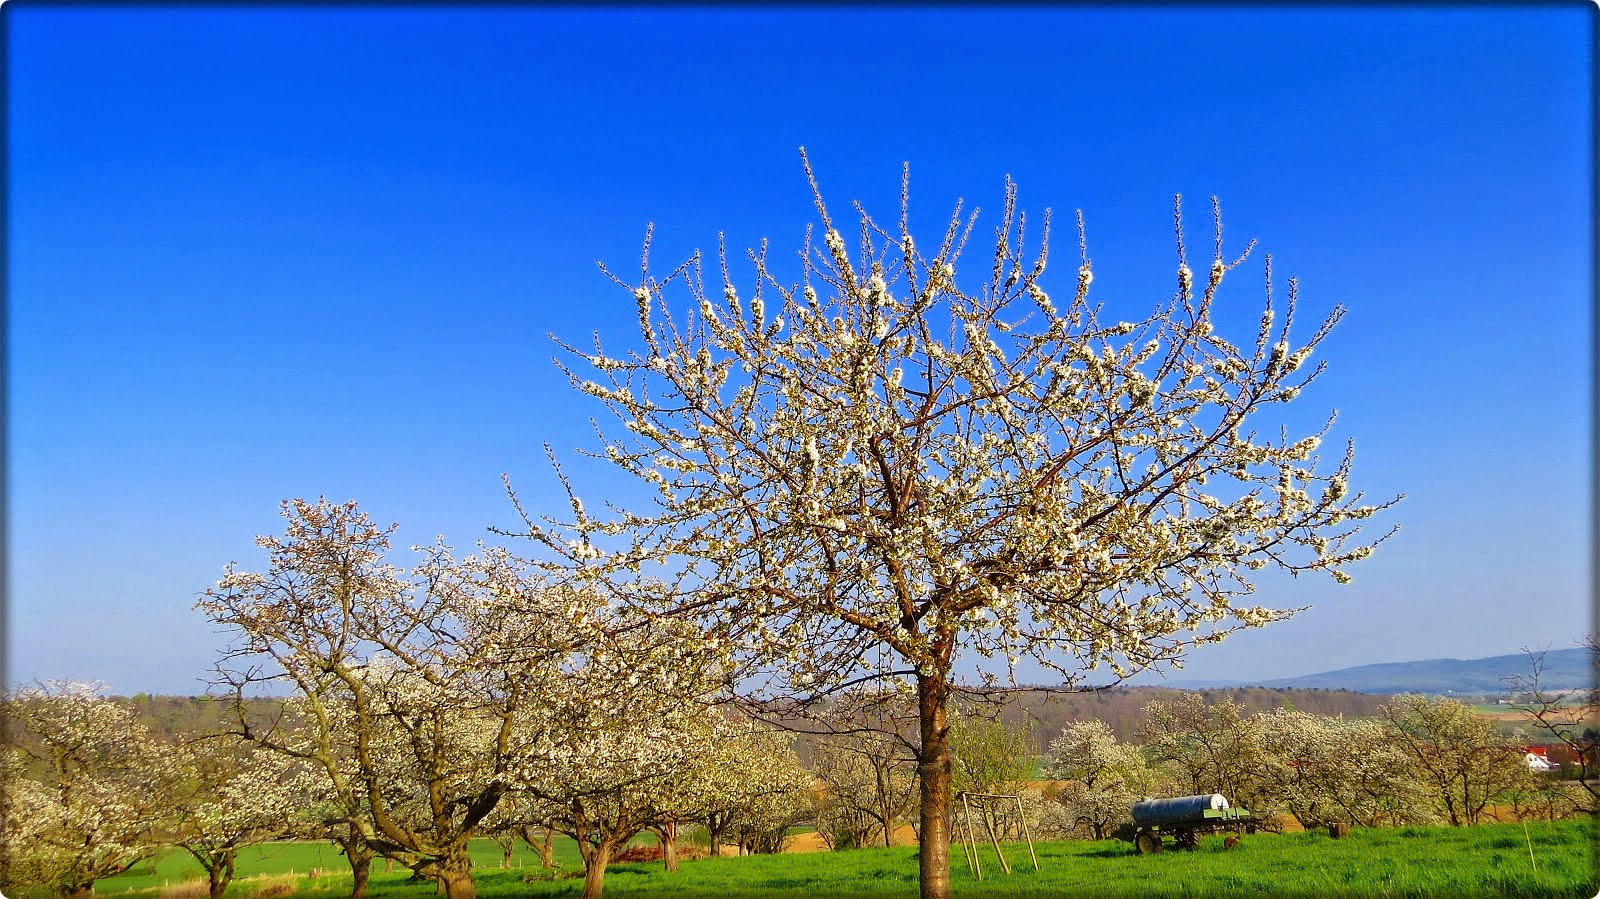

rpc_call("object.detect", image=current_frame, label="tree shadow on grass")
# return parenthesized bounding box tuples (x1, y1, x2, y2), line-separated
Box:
(1079, 844, 1140, 859)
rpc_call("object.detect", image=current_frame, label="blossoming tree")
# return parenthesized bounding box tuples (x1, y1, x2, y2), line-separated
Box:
(1379, 694, 1532, 826)
(518, 625, 732, 899)
(1137, 693, 1271, 809)
(708, 728, 817, 856)
(1254, 707, 1435, 828)
(1045, 719, 1162, 839)
(200, 499, 722, 899)
(170, 739, 313, 899)
(531, 153, 1398, 898)
(2, 682, 179, 898)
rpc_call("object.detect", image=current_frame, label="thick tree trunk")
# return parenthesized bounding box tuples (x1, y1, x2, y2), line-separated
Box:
(580, 841, 615, 899)
(350, 853, 371, 899)
(436, 845, 476, 899)
(207, 851, 235, 899)
(917, 671, 953, 899)
(658, 822, 679, 872)
(437, 868, 475, 899)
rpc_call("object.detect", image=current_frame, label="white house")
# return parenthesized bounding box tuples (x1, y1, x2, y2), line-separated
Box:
(1524, 749, 1553, 772)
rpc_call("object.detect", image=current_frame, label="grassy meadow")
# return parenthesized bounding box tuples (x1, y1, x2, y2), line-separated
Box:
(79, 817, 1595, 899)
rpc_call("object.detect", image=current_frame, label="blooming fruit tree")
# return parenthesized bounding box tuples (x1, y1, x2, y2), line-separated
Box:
(533, 153, 1398, 899)
(2, 682, 179, 899)
(1046, 720, 1162, 840)
(199, 499, 725, 899)
(1254, 707, 1435, 828)
(170, 738, 314, 899)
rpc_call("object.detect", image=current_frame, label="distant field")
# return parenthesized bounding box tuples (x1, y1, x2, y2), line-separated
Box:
(71, 818, 1594, 899)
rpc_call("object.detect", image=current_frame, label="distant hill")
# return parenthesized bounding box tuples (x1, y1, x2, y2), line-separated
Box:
(1174, 648, 1592, 696)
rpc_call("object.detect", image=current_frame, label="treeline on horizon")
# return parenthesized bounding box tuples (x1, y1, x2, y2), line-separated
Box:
(114, 686, 1391, 753)
(994, 685, 1391, 749)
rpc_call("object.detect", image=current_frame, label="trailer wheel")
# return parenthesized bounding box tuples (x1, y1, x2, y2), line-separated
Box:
(1176, 830, 1200, 851)
(1135, 831, 1162, 855)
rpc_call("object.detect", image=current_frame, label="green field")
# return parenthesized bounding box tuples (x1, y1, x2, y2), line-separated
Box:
(72, 818, 1597, 898)
(92, 834, 601, 894)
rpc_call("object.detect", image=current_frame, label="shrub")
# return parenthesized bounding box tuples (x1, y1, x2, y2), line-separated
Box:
(612, 844, 664, 863)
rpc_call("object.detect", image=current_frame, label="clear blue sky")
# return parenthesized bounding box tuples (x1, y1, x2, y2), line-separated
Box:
(7, 6, 1592, 695)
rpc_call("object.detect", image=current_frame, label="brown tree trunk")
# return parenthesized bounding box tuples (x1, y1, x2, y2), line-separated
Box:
(658, 821, 679, 872)
(350, 853, 371, 899)
(917, 671, 952, 899)
(437, 868, 475, 899)
(520, 824, 559, 868)
(580, 840, 615, 899)
(540, 828, 557, 868)
(207, 851, 235, 899)
(878, 766, 895, 848)
(436, 845, 476, 899)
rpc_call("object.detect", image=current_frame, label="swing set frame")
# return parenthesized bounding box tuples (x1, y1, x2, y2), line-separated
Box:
(954, 791, 1039, 880)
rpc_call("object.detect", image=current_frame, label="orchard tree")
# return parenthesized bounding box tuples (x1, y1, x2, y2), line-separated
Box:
(949, 711, 1034, 797)
(717, 736, 816, 856)
(2, 682, 179, 898)
(480, 793, 564, 869)
(1380, 694, 1531, 826)
(642, 721, 813, 864)
(811, 732, 918, 849)
(1046, 720, 1163, 839)
(527, 665, 732, 899)
(170, 739, 312, 899)
(696, 726, 815, 857)
(1137, 694, 1270, 809)
(529, 151, 1398, 898)
(1255, 708, 1433, 829)
(199, 499, 725, 899)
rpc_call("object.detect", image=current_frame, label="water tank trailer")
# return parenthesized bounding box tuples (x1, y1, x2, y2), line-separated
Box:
(1125, 794, 1260, 853)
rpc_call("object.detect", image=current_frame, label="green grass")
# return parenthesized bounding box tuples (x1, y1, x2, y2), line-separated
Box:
(67, 818, 1599, 898)
(91, 835, 597, 895)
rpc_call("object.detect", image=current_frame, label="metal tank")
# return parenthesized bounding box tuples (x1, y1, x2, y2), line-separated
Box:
(1131, 793, 1230, 826)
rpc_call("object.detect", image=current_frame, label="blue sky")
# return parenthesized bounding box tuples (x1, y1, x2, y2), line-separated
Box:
(7, 6, 1591, 695)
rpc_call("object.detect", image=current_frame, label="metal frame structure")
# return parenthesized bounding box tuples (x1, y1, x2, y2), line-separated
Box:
(954, 791, 1039, 880)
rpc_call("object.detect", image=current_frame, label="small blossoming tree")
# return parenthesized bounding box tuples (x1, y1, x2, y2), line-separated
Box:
(1254, 708, 1435, 828)
(2, 682, 180, 899)
(531, 152, 1398, 899)
(1046, 720, 1163, 839)
(811, 731, 917, 850)
(1137, 693, 1272, 809)
(170, 739, 313, 899)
